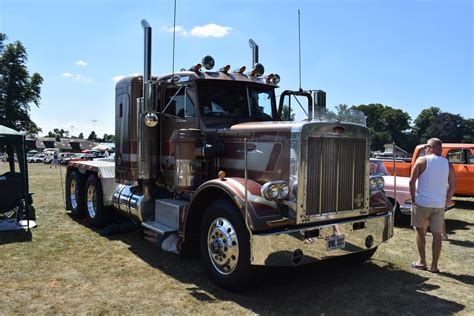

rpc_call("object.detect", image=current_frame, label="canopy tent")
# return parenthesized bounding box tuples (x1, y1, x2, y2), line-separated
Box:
(91, 144, 112, 151)
(0, 125, 34, 222)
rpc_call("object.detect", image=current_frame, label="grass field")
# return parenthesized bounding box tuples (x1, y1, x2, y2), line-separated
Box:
(1, 163, 473, 314)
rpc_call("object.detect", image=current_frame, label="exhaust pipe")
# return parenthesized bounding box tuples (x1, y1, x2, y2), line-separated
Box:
(249, 39, 259, 66)
(138, 19, 156, 199)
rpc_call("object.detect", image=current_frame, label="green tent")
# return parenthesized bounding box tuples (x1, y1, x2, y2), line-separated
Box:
(0, 125, 34, 220)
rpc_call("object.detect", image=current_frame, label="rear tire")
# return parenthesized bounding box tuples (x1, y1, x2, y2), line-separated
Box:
(200, 199, 253, 291)
(84, 175, 112, 228)
(66, 170, 85, 217)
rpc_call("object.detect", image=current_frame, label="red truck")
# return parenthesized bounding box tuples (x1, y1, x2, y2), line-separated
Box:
(382, 143, 474, 196)
(64, 20, 394, 290)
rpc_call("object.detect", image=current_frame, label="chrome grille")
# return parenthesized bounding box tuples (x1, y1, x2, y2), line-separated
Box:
(306, 137, 366, 215)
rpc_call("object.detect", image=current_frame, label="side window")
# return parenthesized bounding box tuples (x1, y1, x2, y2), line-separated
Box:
(447, 149, 465, 164)
(467, 150, 474, 164)
(164, 87, 196, 119)
(249, 90, 273, 121)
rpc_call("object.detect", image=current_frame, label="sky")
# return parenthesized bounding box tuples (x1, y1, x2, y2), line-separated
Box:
(1, 0, 473, 137)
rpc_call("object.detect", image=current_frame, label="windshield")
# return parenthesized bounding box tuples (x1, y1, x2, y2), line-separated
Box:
(370, 160, 390, 176)
(196, 80, 276, 123)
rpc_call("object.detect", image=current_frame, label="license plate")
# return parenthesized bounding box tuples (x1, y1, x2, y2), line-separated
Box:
(326, 234, 345, 251)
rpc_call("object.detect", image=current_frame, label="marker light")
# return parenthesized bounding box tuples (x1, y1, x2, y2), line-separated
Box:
(250, 63, 264, 77)
(219, 65, 231, 74)
(235, 66, 246, 74)
(272, 74, 280, 84)
(202, 55, 215, 70)
(189, 64, 202, 72)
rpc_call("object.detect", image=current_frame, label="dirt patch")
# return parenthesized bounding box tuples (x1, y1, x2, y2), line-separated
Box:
(1, 163, 473, 314)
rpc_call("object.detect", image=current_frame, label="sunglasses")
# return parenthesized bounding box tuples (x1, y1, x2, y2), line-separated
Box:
(425, 144, 433, 149)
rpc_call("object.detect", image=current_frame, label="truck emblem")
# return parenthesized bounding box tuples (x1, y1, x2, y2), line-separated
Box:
(354, 194, 364, 208)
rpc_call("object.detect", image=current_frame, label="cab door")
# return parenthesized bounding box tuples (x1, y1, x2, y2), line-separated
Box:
(445, 148, 474, 195)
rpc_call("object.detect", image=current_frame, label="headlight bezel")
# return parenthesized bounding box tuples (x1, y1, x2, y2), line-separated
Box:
(369, 175, 385, 192)
(261, 181, 290, 201)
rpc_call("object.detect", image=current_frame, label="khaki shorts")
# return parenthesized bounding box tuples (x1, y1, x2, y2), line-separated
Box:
(411, 203, 445, 232)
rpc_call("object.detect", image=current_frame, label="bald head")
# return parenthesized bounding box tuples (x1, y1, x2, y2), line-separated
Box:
(427, 138, 442, 155)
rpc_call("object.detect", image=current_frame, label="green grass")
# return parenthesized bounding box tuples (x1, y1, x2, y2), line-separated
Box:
(1, 162, 473, 314)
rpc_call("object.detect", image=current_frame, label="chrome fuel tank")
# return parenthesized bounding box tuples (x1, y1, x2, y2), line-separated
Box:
(112, 184, 154, 223)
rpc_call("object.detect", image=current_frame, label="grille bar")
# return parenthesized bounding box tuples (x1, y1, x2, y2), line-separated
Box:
(306, 137, 366, 215)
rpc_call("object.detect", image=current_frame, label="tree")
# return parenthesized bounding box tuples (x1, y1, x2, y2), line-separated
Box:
(0, 33, 43, 134)
(87, 131, 97, 141)
(352, 103, 411, 151)
(425, 112, 465, 143)
(101, 134, 115, 142)
(78, 132, 84, 139)
(281, 104, 295, 121)
(47, 128, 69, 139)
(462, 119, 474, 143)
(412, 107, 441, 143)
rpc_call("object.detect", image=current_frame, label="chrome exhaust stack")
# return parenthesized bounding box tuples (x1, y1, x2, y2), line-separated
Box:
(138, 19, 157, 199)
(249, 39, 259, 66)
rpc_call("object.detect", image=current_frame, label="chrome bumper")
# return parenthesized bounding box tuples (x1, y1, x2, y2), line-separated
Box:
(400, 202, 455, 215)
(250, 213, 393, 266)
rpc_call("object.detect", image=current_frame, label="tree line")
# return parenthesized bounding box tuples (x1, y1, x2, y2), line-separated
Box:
(45, 128, 115, 142)
(346, 103, 473, 152)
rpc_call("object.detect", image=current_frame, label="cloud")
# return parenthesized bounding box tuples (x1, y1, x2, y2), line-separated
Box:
(190, 23, 232, 38)
(60, 72, 93, 83)
(112, 73, 140, 82)
(162, 23, 232, 38)
(75, 60, 88, 66)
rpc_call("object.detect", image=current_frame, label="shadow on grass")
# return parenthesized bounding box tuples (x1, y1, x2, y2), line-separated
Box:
(437, 271, 474, 286)
(65, 212, 466, 314)
(0, 229, 32, 245)
(102, 230, 465, 314)
(452, 199, 474, 211)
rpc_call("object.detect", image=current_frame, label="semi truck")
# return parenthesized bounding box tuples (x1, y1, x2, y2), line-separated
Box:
(65, 20, 394, 290)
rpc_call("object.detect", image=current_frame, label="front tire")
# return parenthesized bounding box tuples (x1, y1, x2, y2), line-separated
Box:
(84, 175, 112, 228)
(66, 170, 85, 217)
(200, 199, 253, 291)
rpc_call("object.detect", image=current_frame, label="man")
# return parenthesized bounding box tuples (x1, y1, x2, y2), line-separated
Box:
(409, 138, 455, 273)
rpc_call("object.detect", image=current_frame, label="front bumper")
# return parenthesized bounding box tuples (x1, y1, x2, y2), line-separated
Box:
(250, 213, 393, 266)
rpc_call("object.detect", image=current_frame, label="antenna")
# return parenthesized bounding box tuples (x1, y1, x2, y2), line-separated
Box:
(298, 9, 302, 91)
(172, 0, 177, 76)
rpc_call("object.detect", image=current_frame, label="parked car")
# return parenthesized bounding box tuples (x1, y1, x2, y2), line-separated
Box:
(370, 159, 454, 224)
(27, 154, 47, 163)
(382, 143, 474, 196)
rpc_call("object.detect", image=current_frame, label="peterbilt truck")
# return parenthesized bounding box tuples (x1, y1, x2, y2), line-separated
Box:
(65, 20, 394, 291)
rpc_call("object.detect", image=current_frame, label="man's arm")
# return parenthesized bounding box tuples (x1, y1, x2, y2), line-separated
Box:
(446, 163, 456, 202)
(409, 157, 424, 203)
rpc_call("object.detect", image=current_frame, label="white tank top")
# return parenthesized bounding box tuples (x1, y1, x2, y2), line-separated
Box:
(416, 154, 449, 208)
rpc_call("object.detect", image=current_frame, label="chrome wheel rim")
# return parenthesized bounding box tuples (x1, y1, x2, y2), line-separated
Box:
(86, 185, 97, 218)
(207, 217, 239, 275)
(70, 179, 78, 209)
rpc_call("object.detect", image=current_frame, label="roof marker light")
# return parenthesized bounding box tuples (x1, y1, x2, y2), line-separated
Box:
(219, 65, 231, 74)
(234, 66, 246, 74)
(189, 63, 202, 72)
(272, 74, 280, 84)
(250, 63, 264, 77)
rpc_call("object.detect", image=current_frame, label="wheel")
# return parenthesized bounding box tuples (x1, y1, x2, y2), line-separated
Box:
(200, 199, 253, 291)
(66, 170, 85, 217)
(84, 175, 112, 228)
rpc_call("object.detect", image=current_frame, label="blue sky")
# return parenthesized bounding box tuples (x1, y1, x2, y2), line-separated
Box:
(1, 0, 472, 137)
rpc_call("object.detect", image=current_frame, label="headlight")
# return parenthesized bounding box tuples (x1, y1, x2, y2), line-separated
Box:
(369, 176, 385, 192)
(261, 181, 289, 200)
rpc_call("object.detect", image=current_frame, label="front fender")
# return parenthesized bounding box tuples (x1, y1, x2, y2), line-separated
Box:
(185, 178, 285, 235)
